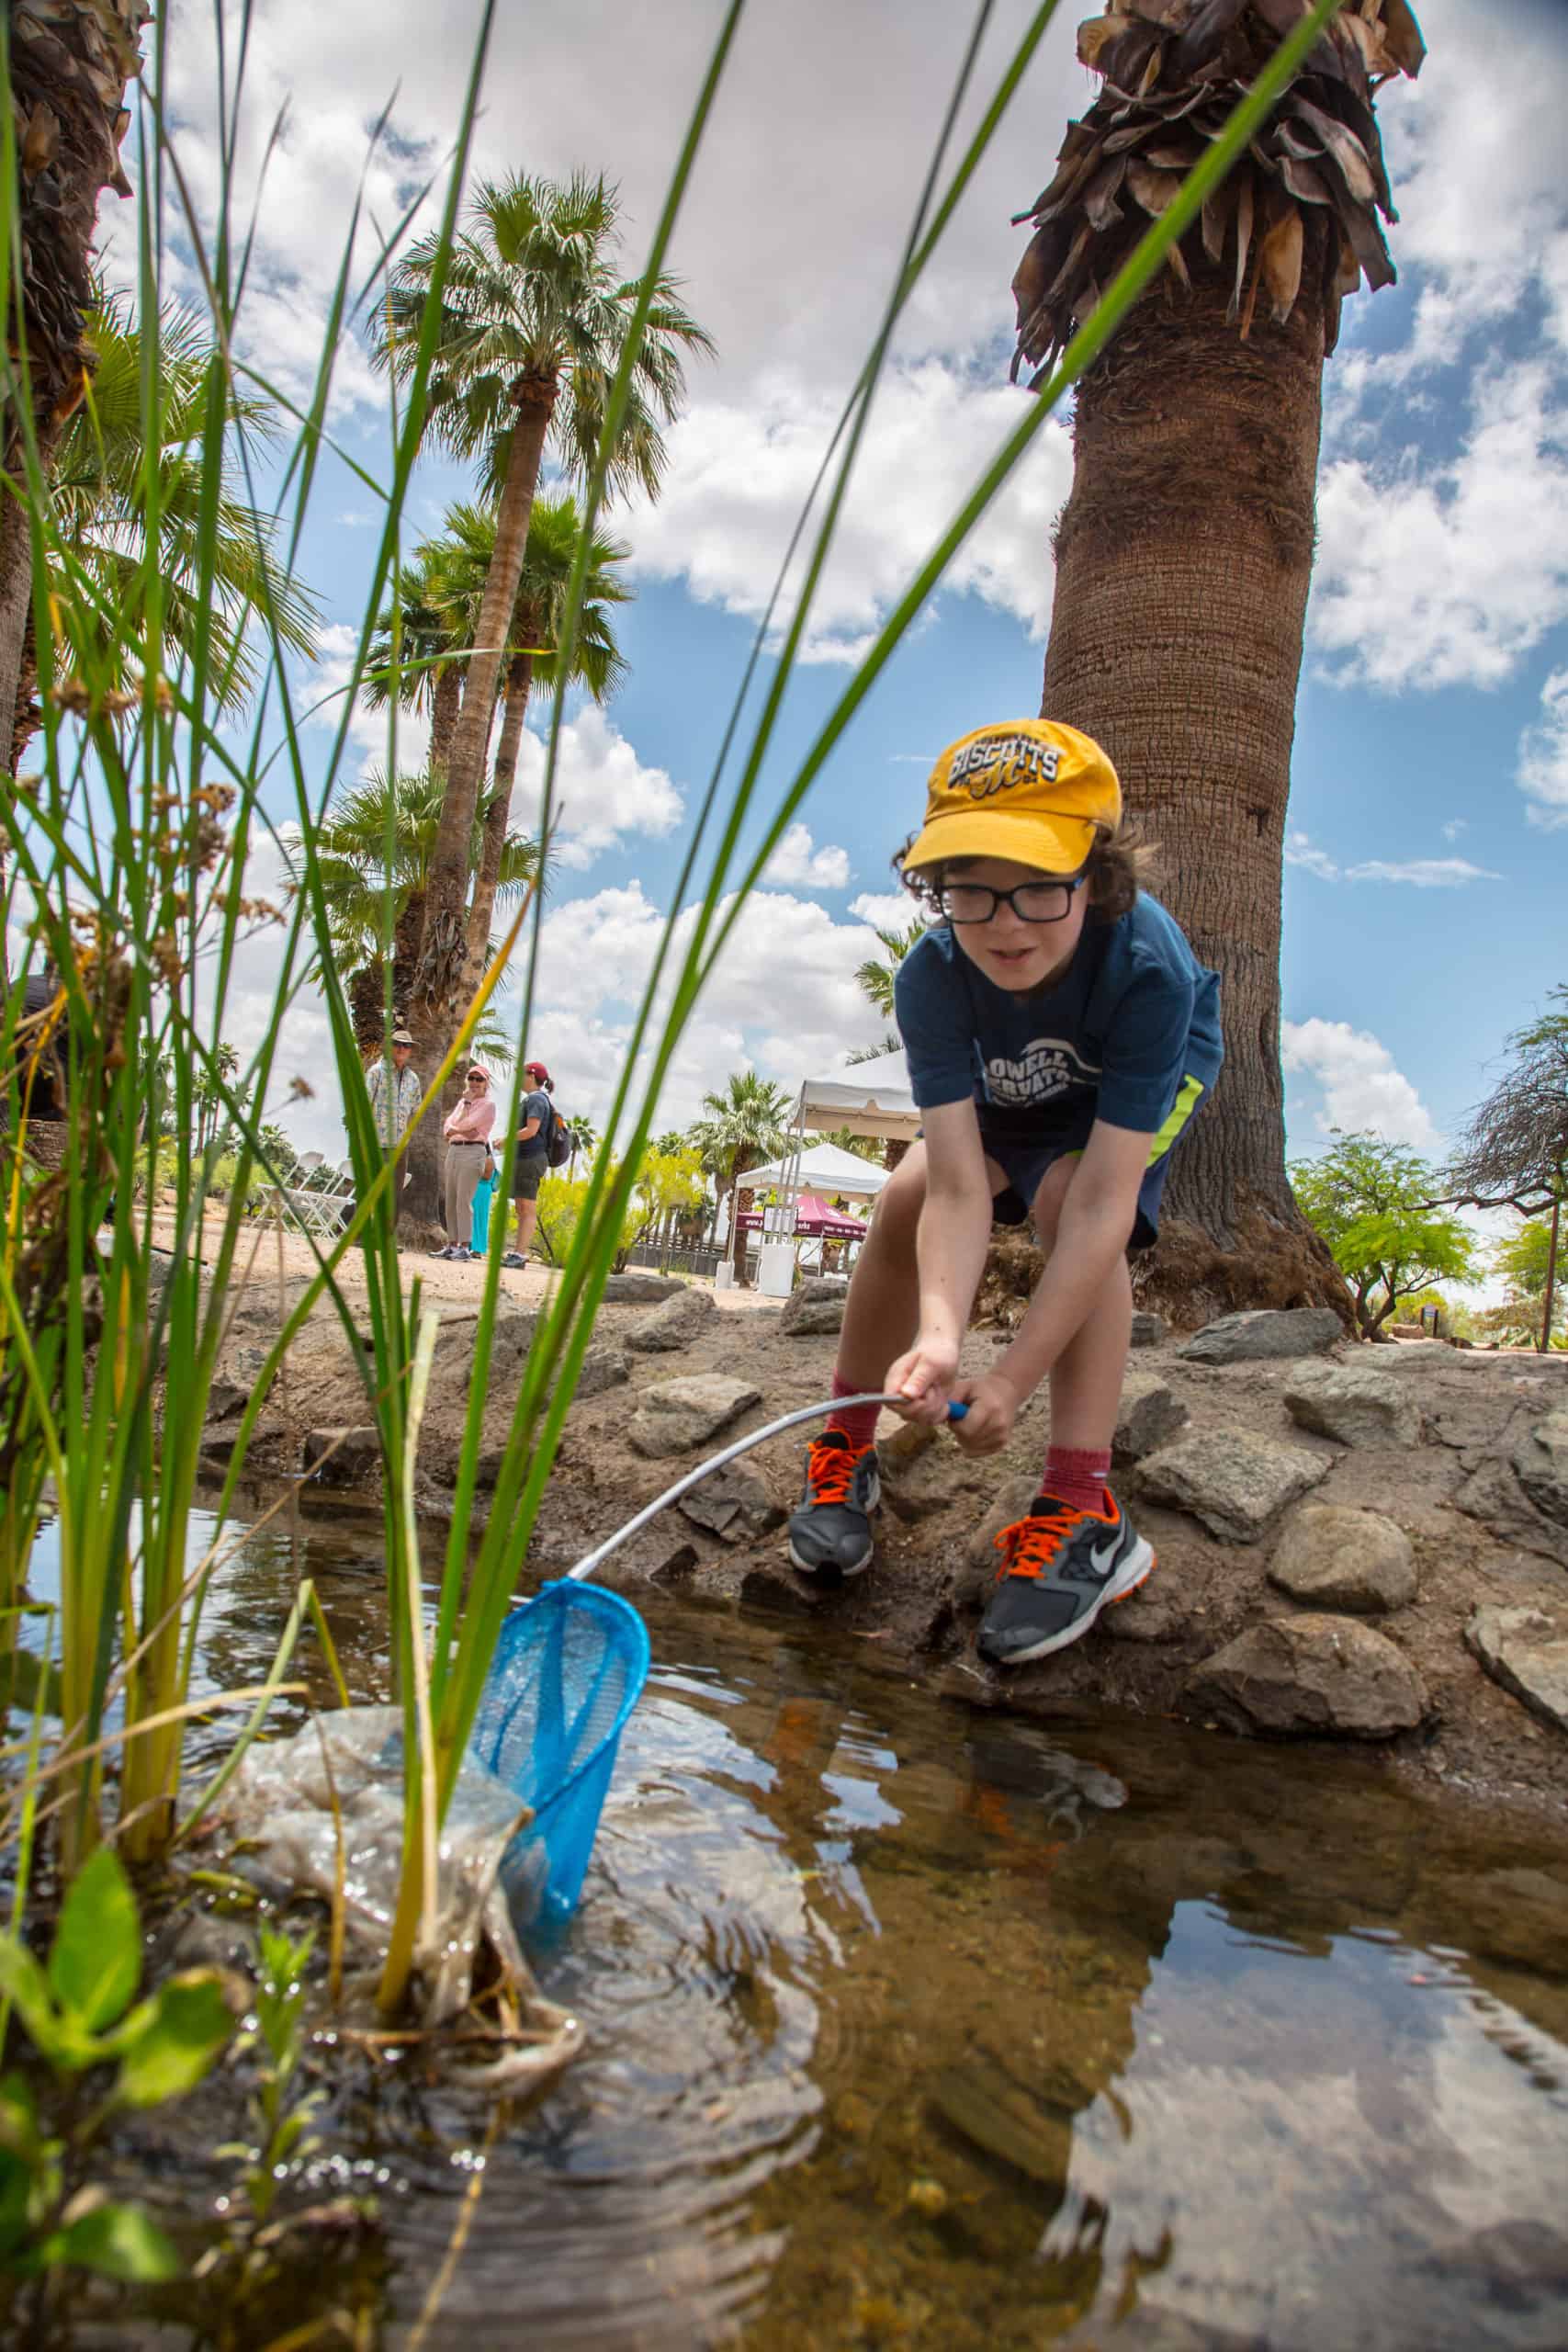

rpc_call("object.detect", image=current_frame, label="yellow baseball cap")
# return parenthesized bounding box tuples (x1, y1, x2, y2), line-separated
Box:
(903, 718, 1122, 877)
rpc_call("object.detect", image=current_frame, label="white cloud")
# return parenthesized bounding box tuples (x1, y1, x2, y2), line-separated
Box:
(1281, 1018, 1438, 1151)
(1439, 818, 1468, 842)
(1284, 831, 1340, 881)
(1342, 857, 1502, 888)
(1516, 667, 1568, 829)
(627, 360, 1072, 659)
(762, 822, 851, 890)
(1284, 835, 1500, 888)
(508, 707, 683, 869)
(1311, 366, 1568, 692)
(848, 890, 917, 933)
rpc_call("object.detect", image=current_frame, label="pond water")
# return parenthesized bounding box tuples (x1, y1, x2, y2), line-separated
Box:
(23, 1500, 1568, 2349)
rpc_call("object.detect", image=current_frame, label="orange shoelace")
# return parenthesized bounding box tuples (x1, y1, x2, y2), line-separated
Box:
(806, 1435, 868, 1507)
(993, 1500, 1088, 1582)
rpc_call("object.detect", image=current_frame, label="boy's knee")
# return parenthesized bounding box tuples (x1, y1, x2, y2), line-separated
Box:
(871, 1154, 925, 1243)
(1030, 1155, 1078, 1250)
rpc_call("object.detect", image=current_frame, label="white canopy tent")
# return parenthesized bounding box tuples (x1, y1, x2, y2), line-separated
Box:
(742, 1047, 920, 1297)
(740, 1137, 890, 1201)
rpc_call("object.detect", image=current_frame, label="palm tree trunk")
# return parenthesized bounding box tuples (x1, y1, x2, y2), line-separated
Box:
(731, 1177, 755, 1288)
(430, 662, 462, 775)
(464, 650, 533, 983)
(1040, 250, 1348, 1329)
(347, 960, 387, 1057)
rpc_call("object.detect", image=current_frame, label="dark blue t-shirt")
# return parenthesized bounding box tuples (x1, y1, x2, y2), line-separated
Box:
(894, 894, 1222, 1135)
(517, 1088, 552, 1162)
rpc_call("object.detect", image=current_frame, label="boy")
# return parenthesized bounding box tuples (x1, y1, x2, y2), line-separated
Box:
(786, 718, 1222, 1666)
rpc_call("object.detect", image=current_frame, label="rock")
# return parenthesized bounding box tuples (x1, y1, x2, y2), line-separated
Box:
(780, 1277, 848, 1337)
(1268, 1505, 1417, 1613)
(1282, 1361, 1422, 1449)
(1129, 1311, 1168, 1349)
(1465, 1604, 1568, 1736)
(199, 1415, 287, 1466)
(738, 1567, 815, 1615)
(432, 1305, 536, 1382)
(1186, 1614, 1427, 1738)
(207, 1342, 271, 1423)
(1133, 1429, 1330, 1543)
(678, 1464, 784, 1544)
(1451, 1454, 1568, 1569)
(626, 1286, 716, 1353)
(1512, 1408, 1568, 1528)
(302, 1425, 383, 1487)
(1112, 1370, 1188, 1464)
(1176, 1307, 1344, 1366)
(573, 1345, 630, 1401)
(627, 1374, 762, 1459)
(601, 1272, 685, 1305)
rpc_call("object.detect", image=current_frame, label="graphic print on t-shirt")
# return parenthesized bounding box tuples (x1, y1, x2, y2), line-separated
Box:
(985, 1035, 1101, 1106)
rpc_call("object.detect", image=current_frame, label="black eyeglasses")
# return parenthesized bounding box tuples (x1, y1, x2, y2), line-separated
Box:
(937, 876, 1084, 925)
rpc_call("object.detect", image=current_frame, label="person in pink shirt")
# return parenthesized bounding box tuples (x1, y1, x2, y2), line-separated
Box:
(435, 1064, 497, 1260)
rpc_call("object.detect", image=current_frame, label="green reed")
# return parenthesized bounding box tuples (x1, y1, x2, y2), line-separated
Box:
(0, 0, 1343, 2003)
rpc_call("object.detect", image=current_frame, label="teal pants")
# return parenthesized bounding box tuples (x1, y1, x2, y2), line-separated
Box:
(470, 1171, 496, 1255)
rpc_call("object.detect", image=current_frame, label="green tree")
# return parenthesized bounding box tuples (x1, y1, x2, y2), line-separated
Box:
(854, 922, 925, 1023)
(14, 288, 318, 763)
(370, 171, 711, 1151)
(1483, 1221, 1567, 1347)
(1291, 1131, 1475, 1340)
(1446, 985, 1568, 1354)
(820, 1125, 886, 1164)
(1016, 1, 1423, 1314)
(690, 1071, 793, 1286)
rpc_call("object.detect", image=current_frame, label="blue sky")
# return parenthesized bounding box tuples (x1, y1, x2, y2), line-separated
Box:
(130, 0, 1568, 1196)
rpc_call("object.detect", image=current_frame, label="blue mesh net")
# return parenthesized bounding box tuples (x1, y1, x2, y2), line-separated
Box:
(470, 1582, 650, 1940)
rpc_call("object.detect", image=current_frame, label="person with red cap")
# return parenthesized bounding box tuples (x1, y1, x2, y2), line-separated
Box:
(502, 1058, 554, 1267)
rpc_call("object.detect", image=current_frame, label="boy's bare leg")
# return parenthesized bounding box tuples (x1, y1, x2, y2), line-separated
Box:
(829, 1145, 927, 1390)
(1030, 1155, 1133, 1450)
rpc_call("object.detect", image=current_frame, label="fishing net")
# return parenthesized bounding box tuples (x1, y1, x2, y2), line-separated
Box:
(470, 1582, 650, 1939)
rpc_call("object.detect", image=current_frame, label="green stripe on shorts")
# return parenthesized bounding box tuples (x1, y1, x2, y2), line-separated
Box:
(1146, 1075, 1204, 1167)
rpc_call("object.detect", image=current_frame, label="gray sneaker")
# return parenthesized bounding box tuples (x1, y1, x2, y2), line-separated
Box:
(978, 1490, 1153, 1666)
(787, 1431, 880, 1578)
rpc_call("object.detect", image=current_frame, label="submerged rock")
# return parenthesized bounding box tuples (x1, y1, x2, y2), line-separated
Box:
(626, 1286, 716, 1353)
(1283, 1361, 1422, 1449)
(1187, 1614, 1427, 1738)
(1465, 1604, 1568, 1736)
(628, 1374, 762, 1458)
(1268, 1504, 1416, 1613)
(302, 1424, 382, 1487)
(1134, 1428, 1330, 1542)
(1177, 1307, 1343, 1365)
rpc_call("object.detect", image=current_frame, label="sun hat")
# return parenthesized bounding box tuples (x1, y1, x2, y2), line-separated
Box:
(467, 1063, 491, 1082)
(902, 718, 1122, 878)
(390, 1027, 414, 1046)
(523, 1059, 551, 1084)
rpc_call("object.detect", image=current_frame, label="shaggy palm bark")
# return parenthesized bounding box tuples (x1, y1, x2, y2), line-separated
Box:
(1043, 251, 1346, 1319)
(463, 646, 534, 988)
(2, 0, 148, 776)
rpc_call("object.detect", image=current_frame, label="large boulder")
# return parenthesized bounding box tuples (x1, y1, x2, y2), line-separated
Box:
(1112, 1370, 1188, 1464)
(601, 1271, 685, 1306)
(1177, 1307, 1344, 1366)
(1187, 1614, 1427, 1738)
(1134, 1429, 1331, 1542)
(628, 1374, 762, 1459)
(1465, 1604, 1568, 1737)
(1282, 1360, 1422, 1449)
(1268, 1504, 1417, 1613)
(780, 1277, 849, 1338)
(1513, 1408, 1568, 1529)
(626, 1286, 717, 1354)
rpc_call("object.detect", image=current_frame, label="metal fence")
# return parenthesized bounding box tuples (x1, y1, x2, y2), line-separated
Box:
(623, 1241, 724, 1279)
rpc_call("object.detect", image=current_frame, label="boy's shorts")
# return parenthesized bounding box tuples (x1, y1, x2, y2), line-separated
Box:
(978, 1078, 1207, 1250)
(512, 1156, 546, 1203)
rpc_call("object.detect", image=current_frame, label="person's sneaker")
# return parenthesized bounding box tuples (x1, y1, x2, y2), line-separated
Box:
(787, 1430, 880, 1578)
(502, 1250, 527, 1269)
(977, 1490, 1154, 1666)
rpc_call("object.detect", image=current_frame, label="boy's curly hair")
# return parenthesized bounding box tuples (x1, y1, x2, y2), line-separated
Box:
(893, 820, 1158, 924)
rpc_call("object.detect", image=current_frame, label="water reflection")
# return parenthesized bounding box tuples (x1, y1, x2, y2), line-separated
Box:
(18, 1505, 1568, 2349)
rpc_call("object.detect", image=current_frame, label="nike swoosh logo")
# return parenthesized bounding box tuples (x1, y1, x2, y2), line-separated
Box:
(1089, 1535, 1123, 1579)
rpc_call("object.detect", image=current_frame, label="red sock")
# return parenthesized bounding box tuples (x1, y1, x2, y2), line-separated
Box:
(1043, 1445, 1111, 1516)
(826, 1372, 881, 1451)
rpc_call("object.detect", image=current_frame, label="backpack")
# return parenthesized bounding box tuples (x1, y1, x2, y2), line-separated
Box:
(546, 1105, 574, 1169)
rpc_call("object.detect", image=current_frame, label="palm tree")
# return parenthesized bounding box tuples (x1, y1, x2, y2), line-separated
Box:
(690, 1072, 793, 1287)
(369, 170, 711, 1139)
(854, 922, 925, 1023)
(0, 0, 148, 764)
(10, 288, 318, 764)
(1010, 0, 1424, 1322)
(309, 767, 541, 1055)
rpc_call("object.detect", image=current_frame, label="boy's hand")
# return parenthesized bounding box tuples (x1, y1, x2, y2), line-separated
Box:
(949, 1370, 1023, 1455)
(885, 1332, 960, 1423)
